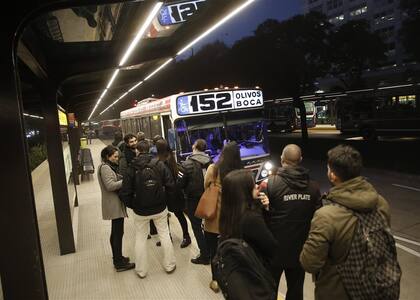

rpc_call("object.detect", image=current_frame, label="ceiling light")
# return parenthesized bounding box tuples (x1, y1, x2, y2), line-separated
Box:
(144, 58, 173, 81)
(119, 2, 163, 66)
(176, 0, 256, 56)
(106, 69, 120, 89)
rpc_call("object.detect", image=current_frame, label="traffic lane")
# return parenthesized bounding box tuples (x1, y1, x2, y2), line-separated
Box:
(269, 130, 420, 142)
(298, 159, 420, 240)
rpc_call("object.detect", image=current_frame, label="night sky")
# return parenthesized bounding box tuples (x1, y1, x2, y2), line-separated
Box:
(197, 0, 301, 48)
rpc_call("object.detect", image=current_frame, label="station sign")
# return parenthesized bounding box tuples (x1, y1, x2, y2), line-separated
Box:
(176, 89, 263, 116)
(158, 0, 206, 26)
(58, 109, 68, 126)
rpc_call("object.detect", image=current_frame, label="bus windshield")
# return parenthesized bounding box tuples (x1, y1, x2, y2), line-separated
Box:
(175, 111, 269, 161)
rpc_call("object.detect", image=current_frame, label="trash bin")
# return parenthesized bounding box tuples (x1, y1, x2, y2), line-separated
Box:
(80, 137, 87, 148)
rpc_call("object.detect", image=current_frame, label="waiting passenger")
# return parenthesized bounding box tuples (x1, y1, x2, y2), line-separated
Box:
(98, 145, 135, 272)
(119, 133, 137, 177)
(218, 169, 279, 300)
(204, 141, 243, 293)
(112, 131, 123, 147)
(137, 131, 146, 142)
(119, 140, 176, 278)
(150, 134, 163, 156)
(263, 144, 321, 300)
(156, 139, 191, 248)
(178, 139, 212, 265)
(300, 145, 400, 300)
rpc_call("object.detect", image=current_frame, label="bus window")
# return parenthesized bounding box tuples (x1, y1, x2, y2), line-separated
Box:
(150, 115, 161, 138)
(141, 117, 151, 138)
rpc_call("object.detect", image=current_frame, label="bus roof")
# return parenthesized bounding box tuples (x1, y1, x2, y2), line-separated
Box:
(120, 96, 173, 119)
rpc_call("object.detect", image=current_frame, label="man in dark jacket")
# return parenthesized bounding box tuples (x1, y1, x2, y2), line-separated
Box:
(265, 144, 321, 300)
(178, 139, 212, 264)
(119, 133, 137, 177)
(119, 140, 176, 278)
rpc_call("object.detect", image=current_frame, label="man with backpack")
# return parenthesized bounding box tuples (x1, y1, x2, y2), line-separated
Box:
(300, 145, 401, 300)
(265, 144, 321, 300)
(178, 139, 212, 264)
(119, 140, 176, 278)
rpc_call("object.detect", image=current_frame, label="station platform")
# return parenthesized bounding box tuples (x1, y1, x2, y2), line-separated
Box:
(29, 138, 420, 299)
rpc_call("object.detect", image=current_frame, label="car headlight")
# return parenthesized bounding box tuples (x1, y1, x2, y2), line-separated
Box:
(264, 161, 273, 171)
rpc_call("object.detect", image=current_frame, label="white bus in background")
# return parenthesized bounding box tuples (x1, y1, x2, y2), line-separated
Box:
(120, 88, 273, 182)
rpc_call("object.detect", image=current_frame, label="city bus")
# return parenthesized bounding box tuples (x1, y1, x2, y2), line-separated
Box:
(335, 84, 420, 139)
(120, 88, 272, 182)
(264, 98, 317, 133)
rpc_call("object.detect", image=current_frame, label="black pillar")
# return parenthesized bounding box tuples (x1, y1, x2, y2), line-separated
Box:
(42, 86, 75, 255)
(0, 8, 48, 299)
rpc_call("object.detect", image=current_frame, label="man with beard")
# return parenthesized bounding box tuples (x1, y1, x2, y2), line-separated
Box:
(264, 144, 321, 300)
(119, 133, 137, 177)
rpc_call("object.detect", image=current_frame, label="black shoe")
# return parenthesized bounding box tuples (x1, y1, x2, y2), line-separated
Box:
(147, 235, 151, 240)
(180, 236, 191, 248)
(156, 241, 161, 247)
(115, 262, 135, 272)
(122, 256, 130, 264)
(191, 255, 210, 265)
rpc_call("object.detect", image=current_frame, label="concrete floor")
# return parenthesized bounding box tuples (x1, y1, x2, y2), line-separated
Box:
(29, 138, 420, 299)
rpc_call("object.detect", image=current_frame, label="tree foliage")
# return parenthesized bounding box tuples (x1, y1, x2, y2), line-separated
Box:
(328, 20, 387, 89)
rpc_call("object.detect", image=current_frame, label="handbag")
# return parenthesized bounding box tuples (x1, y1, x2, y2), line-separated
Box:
(195, 172, 220, 220)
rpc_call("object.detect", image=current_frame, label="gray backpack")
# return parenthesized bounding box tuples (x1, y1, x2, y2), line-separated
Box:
(326, 200, 401, 300)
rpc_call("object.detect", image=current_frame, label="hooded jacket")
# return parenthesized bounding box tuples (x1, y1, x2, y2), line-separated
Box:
(178, 151, 212, 201)
(119, 153, 174, 216)
(265, 166, 321, 267)
(300, 176, 391, 300)
(119, 145, 137, 177)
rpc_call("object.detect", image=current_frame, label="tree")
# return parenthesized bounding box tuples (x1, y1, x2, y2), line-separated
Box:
(248, 13, 331, 139)
(328, 20, 386, 89)
(400, 0, 420, 62)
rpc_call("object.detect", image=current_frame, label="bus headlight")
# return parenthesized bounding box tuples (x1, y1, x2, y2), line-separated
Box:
(264, 161, 273, 171)
(261, 169, 268, 178)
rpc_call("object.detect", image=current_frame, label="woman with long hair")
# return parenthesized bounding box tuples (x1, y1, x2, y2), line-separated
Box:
(204, 141, 243, 293)
(98, 145, 135, 272)
(218, 169, 279, 300)
(219, 169, 278, 261)
(155, 139, 191, 248)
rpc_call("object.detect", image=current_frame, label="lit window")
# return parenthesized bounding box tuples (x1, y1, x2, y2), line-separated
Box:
(329, 13, 345, 23)
(399, 95, 416, 108)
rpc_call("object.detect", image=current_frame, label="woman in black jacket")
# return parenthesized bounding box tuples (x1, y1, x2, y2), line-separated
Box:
(156, 139, 191, 248)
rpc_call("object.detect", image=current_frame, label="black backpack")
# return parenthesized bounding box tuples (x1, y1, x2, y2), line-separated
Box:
(213, 238, 277, 300)
(187, 159, 208, 197)
(325, 200, 401, 300)
(133, 158, 165, 209)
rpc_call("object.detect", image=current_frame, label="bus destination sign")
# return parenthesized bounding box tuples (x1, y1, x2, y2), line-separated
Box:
(176, 90, 263, 116)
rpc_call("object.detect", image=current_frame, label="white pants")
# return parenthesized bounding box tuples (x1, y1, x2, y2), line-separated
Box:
(134, 208, 176, 277)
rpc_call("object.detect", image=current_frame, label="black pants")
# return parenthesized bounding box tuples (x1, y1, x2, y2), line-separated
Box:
(173, 210, 190, 238)
(186, 199, 209, 258)
(204, 231, 219, 280)
(272, 266, 305, 300)
(110, 218, 124, 264)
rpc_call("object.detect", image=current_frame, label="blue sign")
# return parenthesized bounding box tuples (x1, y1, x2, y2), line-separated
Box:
(158, 0, 206, 26)
(177, 95, 191, 115)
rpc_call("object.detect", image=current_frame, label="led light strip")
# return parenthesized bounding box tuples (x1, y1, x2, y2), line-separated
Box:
(88, 2, 163, 120)
(23, 113, 44, 119)
(97, 0, 256, 117)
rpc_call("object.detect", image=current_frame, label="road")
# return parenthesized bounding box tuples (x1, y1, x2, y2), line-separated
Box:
(270, 125, 420, 141)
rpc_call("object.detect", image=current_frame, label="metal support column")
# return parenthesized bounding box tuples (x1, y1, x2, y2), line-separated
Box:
(42, 86, 75, 255)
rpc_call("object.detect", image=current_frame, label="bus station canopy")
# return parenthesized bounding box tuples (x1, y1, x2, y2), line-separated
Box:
(17, 0, 250, 121)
